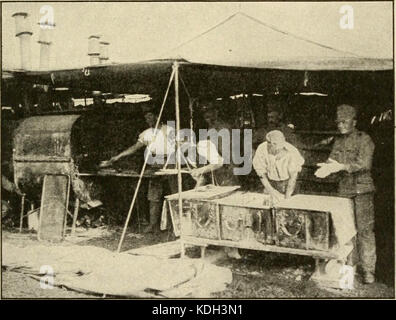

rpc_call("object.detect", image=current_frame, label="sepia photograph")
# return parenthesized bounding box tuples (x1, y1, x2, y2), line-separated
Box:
(1, 1, 394, 302)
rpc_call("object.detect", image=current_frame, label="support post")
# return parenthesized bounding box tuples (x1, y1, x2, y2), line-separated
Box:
(173, 62, 183, 239)
(116, 68, 176, 253)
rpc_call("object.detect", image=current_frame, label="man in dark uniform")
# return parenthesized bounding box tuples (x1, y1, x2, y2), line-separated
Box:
(201, 107, 240, 187)
(201, 106, 241, 259)
(315, 104, 376, 284)
(252, 100, 299, 150)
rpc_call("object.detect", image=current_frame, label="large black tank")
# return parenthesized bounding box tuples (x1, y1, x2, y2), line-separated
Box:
(12, 104, 148, 202)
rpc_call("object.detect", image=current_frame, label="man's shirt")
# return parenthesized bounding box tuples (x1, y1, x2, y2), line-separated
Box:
(253, 141, 305, 181)
(138, 124, 176, 157)
(179, 139, 224, 167)
(329, 129, 375, 195)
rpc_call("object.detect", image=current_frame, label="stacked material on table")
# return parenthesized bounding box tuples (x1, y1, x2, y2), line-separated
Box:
(165, 184, 241, 200)
(214, 192, 272, 208)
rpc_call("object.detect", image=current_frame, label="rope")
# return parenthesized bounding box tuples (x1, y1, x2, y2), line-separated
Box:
(164, 11, 360, 59)
(179, 72, 194, 131)
(237, 12, 361, 58)
(164, 13, 239, 57)
(117, 68, 176, 253)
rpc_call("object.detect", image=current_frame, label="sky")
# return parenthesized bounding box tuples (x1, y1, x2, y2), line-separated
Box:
(2, 1, 393, 70)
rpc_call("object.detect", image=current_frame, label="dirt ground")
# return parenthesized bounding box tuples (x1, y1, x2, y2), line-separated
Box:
(1, 227, 394, 299)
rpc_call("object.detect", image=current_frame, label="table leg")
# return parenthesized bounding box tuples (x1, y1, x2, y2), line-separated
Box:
(19, 194, 25, 233)
(200, 246, 206, 259)
(71, 198, 79, 236)
(314, 258, 320, 274)
(180, 241, 185, 258)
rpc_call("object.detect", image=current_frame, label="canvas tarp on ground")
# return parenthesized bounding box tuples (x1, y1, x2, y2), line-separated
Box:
(2, 242, 232, 298)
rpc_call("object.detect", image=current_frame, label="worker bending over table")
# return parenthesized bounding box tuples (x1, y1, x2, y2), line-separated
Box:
(314, 104, 376, 284)
(100, 107, 177, 233)
(252, 130, 305, 203)
(179, 131, 225, 187)
(100, 114, 227, 234)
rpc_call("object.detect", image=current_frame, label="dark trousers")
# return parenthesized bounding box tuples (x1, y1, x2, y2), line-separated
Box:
(351, 194, 376, 274)
(146, 176, 178, 227)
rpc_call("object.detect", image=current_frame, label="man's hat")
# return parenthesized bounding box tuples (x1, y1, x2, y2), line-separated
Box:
(336, 104, 357, 121)
(266, 130, 286, 145)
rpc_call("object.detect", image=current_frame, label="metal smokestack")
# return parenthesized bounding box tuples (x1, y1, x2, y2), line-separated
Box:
(38, 21, 55, 70)
(88, 35, 100, 66)
(12, 12, 33, 70)
(99, 40, 110, 64)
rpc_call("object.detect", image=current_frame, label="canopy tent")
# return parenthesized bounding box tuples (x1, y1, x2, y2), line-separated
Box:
(1, 14, 393, 270)
(2, 12, 392, 98)
(3, 59, 393, 101)
(162, 12, 392, 71)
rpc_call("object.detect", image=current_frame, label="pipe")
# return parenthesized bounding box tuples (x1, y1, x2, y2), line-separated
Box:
(38, 22, 55, 70)
(99, 40, 110, 64)
(12, 12, 32, 70)
(88, 35, 100, 66)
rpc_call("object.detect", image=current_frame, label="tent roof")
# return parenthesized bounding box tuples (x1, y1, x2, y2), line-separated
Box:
(2, 13, 392, 98)
(163, 12, 392, 71)
(3, 59, 393, 100)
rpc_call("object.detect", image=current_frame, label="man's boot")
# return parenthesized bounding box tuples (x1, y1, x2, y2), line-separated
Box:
(143, 201, 161, 234)
(362, 271, 375, 284)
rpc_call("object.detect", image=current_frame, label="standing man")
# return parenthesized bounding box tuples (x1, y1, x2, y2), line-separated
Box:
(100, 107, 177, 233)
(253, 130, 305, 203)
(315, 104, 376, 284)
(253, 99, 299, 150)
(200, 106, 241, 259)
(201, 107, 240, 186)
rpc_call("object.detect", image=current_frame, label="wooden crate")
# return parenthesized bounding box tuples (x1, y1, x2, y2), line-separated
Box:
(219, 205, 275, 244)
(173, 199, 220, 240)
(275, 208, 330, 251)
(252, 209, 276, 245)
(219, 206, 248, 241)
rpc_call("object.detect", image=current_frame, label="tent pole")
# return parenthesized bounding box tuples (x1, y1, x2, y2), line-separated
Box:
(173, 62, 183, 241)
(116, 68, 176, 253)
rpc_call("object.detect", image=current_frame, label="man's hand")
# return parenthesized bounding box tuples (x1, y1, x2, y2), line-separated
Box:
(190, 167, 206, 179)
(270, 189, 285, 203)
(14, 187, 23, 197)
(327, 158, 346, 172)
(99, 156, 118, 168)
(315, 158, 346, 178)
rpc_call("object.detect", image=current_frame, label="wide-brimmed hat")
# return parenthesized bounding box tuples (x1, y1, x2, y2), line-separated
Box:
(336, 104, 357, 121)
